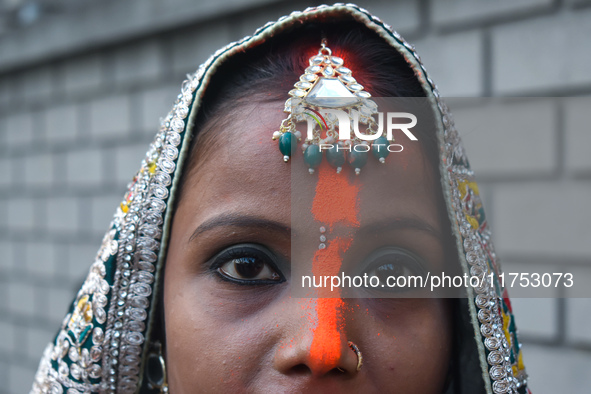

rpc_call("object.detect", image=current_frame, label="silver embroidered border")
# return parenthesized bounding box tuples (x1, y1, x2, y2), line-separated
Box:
(100, 79, 196, 393)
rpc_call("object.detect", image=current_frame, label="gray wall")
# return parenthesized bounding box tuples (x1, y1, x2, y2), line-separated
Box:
(0, 0, 590, 392)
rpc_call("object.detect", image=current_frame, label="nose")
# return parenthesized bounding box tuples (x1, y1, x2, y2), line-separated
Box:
(273, 298, 360, 378)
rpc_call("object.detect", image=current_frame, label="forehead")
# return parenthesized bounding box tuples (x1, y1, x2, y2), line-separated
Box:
(176, 100, 441, 236)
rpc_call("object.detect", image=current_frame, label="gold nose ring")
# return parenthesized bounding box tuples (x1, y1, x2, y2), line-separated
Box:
(348, 341, 363, 372)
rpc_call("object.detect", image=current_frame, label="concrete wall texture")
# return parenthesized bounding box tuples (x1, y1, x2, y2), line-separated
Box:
(0, 0, 590, 392)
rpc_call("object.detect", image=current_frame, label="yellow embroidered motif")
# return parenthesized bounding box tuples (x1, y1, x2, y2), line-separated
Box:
(148, 161, 157, 174)
(466, 215, 479, 229)
(458, 179, 480, 200)
(67, 294, 94, 344)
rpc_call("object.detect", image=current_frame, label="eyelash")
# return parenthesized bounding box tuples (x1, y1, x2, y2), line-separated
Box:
(209, 244, 286, 286)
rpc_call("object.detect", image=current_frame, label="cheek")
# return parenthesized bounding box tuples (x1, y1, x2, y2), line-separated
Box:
(163, 267, 284, 392)
(353, 299, 452, 393)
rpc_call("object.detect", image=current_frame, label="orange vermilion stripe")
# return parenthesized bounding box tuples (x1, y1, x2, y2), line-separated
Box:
(309, 163, 360, 369)
(311, 163, 360, 230)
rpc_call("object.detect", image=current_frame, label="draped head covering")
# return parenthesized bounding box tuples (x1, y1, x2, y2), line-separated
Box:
(32, 4, 530, 394)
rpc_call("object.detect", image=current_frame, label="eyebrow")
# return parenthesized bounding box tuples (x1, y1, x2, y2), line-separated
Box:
(357, 216, 442, 239)
(188, 213, 292, 243)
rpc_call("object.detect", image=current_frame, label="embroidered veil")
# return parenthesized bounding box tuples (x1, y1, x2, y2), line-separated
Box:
(32, 4, 529, 394)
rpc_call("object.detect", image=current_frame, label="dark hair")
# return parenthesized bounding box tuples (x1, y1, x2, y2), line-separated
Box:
(197, 22, 427, 112)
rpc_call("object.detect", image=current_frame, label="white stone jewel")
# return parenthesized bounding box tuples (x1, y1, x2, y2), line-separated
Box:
(331, 56, 344, 66)
(289, 89, 306, 97)
(319, 243, 326, 249)
(322, 66, 335, 77)
(301, 73, 317, 82)
(295, 81, 312, 89)
(306, 65, 322, 73)
(311, 56, 324, 65)
(304, 78, 359, 107)
(356, 91, 371, 98)
(336, 66, 351, 75)
(339, 75, 356, 84)
(320, 226, 326, 233)
(348, 83, 364, 91)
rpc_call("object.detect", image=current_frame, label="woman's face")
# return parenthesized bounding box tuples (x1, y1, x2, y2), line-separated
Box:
(164, 100, 452, 393)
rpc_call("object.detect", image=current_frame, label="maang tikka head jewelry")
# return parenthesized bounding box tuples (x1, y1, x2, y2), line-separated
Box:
(273, 39, 393, 174)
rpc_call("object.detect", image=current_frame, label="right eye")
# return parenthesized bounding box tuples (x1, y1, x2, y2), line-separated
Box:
(211, 244, 285, 285)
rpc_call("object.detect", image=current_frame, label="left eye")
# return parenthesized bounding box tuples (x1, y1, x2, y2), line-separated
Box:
(361, 247, 426, 290)
(367, 261, 417, 284)
(212, 244, 284, 284)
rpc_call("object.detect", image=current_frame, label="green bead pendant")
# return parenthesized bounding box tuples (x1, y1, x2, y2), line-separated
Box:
(326, 145, 346, 172)
(304, 145, 323, 172)
(372, 136, 390, 163)
(279, 132, 297, 161)
(348, 149, 368, 175)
